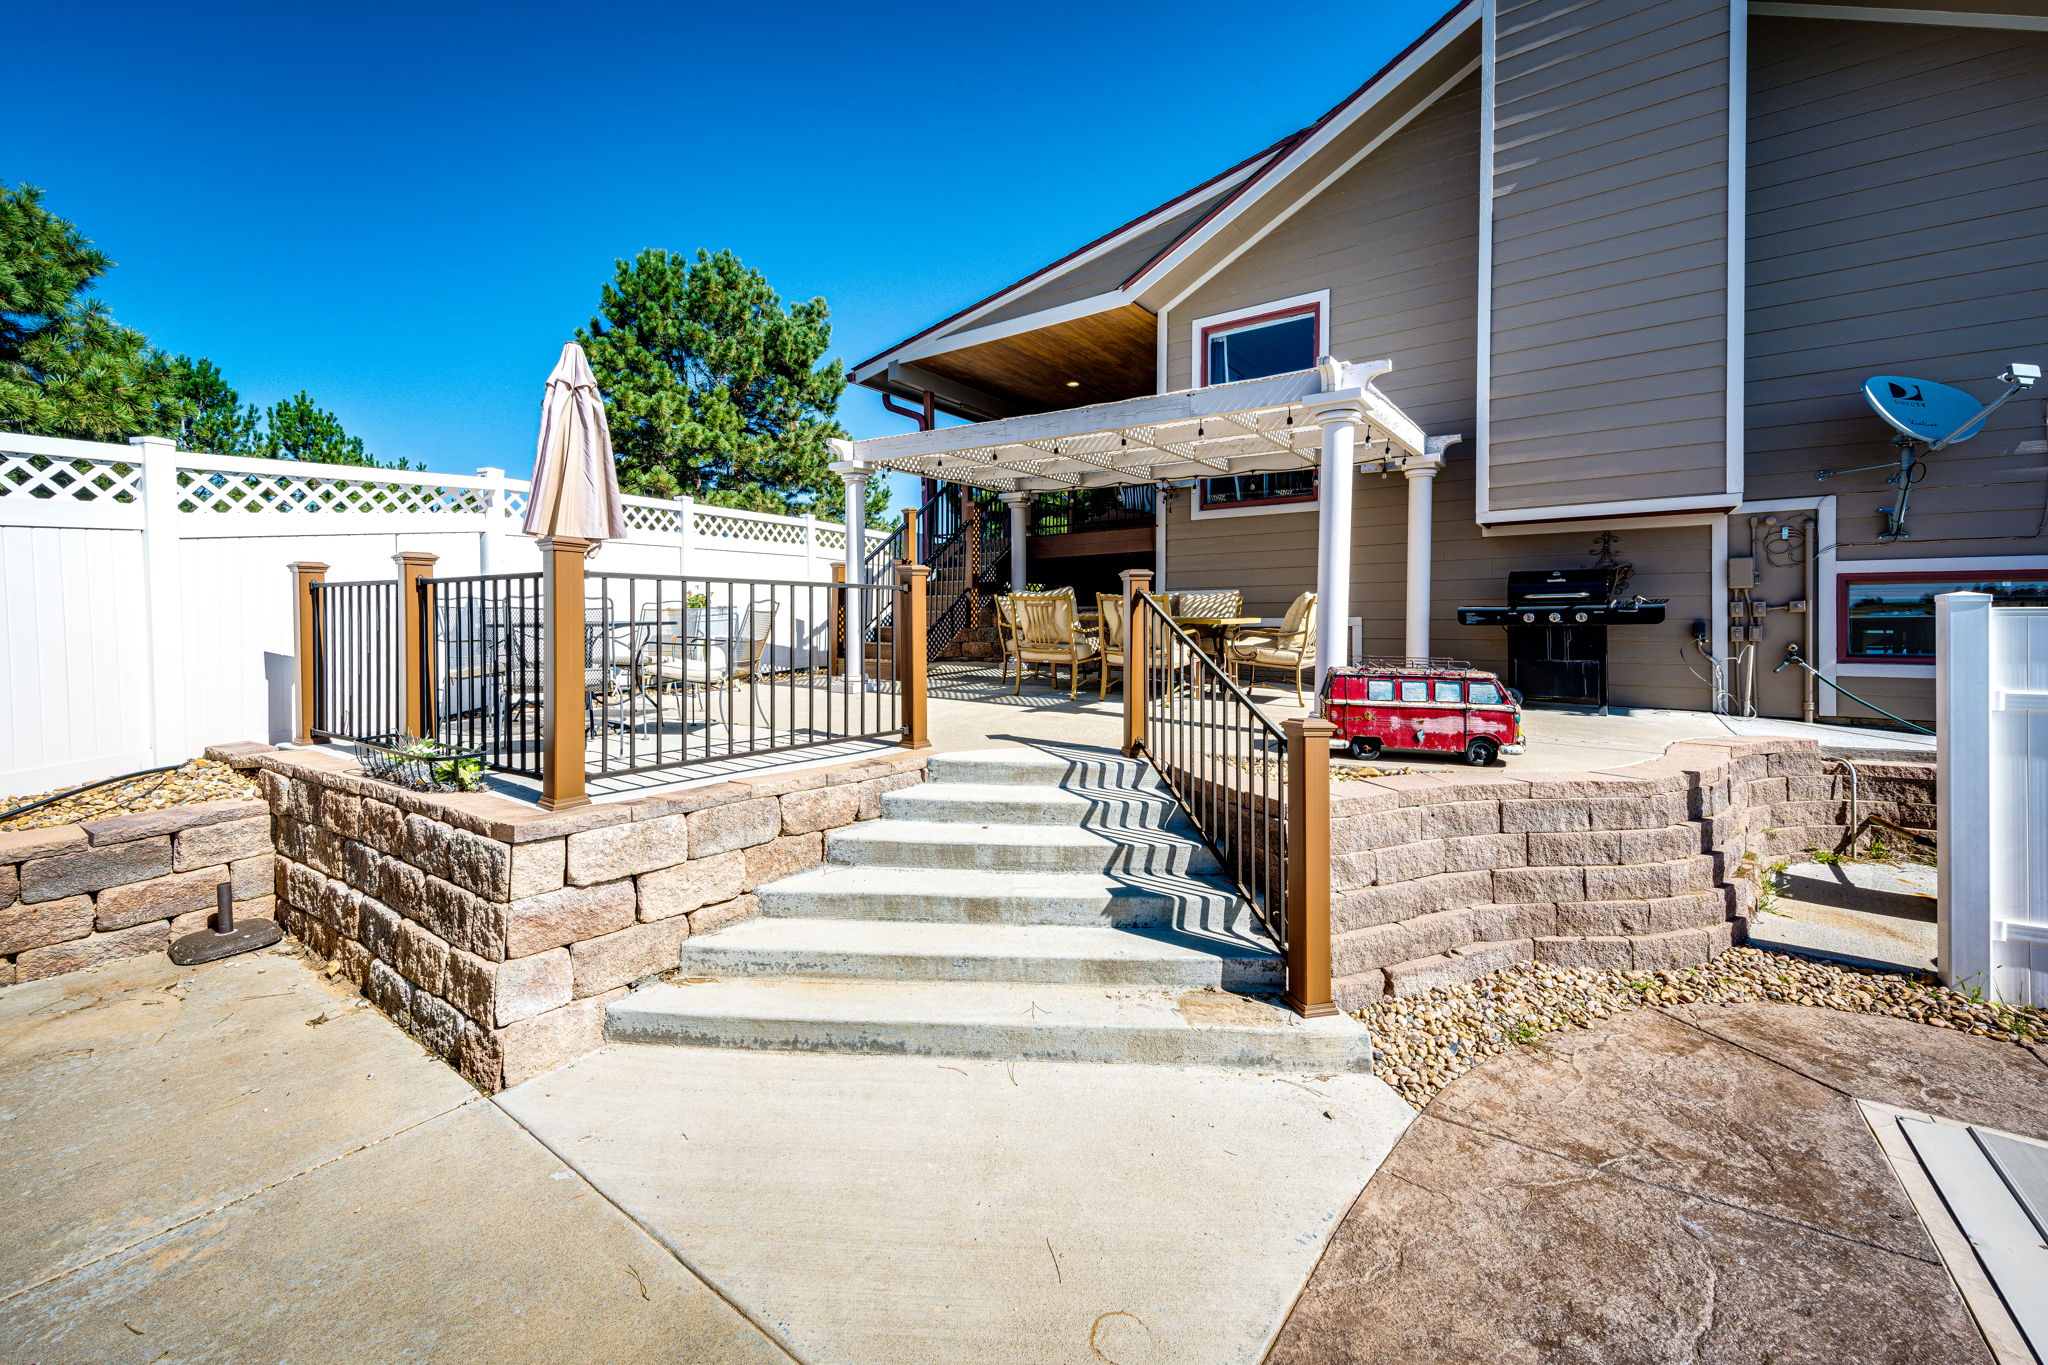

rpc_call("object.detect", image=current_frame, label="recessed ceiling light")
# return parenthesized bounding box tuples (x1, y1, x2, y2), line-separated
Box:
(1064, 380, 1080, 388)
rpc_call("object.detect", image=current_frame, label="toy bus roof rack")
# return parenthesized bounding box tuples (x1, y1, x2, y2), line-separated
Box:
(1344, 656, 1479, 672)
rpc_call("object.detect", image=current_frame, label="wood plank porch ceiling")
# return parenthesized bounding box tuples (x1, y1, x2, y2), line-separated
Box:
(849, 365, 1425, 493)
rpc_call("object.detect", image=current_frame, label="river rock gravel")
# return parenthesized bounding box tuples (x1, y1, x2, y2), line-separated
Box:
(1360, 945, 2048, 1109)
(0, 759, 259, 832)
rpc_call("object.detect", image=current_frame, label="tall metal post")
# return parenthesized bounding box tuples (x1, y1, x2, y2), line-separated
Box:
(1283, 714, 1338, 1018)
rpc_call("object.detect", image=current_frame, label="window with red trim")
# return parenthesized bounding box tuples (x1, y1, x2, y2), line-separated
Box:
(1839, 570, 2048, 662)
(1199, 303, 1321, 510)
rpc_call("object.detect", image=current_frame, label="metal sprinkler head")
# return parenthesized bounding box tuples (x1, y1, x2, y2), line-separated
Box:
(169, 881, 283, 966)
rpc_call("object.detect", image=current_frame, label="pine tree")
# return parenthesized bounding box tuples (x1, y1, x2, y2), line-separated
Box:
(578, 248, 883, 524)
(260, 391, 411, 468)
(157, 355, 261, 456)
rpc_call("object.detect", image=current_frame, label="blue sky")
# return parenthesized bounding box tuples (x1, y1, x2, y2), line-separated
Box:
(17, 0, 1447, 508)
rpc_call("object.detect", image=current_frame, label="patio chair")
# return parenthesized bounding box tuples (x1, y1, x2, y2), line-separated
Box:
(1095, 592, 1128, 700)
(1224, 591, 1318, 703)
(993, 595, 1021, 682)
(1010, 591, 1098, 699)
(1171, 589, 1244, 619)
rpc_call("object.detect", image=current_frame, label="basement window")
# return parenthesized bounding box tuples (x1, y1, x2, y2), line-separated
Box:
(1839, 570, 2048, 662)
(1197, 301, 1323, 512)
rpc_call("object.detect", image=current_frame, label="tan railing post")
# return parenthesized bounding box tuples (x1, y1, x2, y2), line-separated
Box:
(290, 561, 329, 745)
(393, 550, 438, 738)
(828, 561, 846, 677)
(538, 535, 594, 811)
(1120, 568, 1153, 757)
(897, 561, 932, 750)
(1282, 715, 1338, 1018)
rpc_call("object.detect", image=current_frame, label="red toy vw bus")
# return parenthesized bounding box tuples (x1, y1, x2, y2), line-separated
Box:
(1319, 659, 1526, 765)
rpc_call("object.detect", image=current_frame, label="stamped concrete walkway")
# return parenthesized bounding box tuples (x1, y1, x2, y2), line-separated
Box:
(1269, 1002, 2048, 1363)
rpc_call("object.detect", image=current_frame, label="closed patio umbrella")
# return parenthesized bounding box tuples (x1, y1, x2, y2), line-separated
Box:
(523, 341, 626, 541)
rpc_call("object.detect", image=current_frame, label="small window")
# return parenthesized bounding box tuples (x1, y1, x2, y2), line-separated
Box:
(1201, 470, 1317, 510)
(1433, 681, 1463, 703)
(1841, 573, 2048, 662)
(1198, 302, 1322, 511)
(1469, 682, 1504, 706)
(1366, 679, 1395, 702)
(1398, 680, 1429, 702)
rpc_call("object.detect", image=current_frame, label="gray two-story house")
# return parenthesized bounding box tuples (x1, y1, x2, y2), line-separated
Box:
(836, 0, 2048, 726)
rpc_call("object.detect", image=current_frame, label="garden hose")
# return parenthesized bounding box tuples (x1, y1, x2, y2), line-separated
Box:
(1773, 648, 1935, 736)
(0, 763, 182, 824)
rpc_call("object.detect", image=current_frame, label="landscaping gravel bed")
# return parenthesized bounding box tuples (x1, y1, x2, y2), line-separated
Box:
(0, 759, 259, 832)
(1360, 946, 2048, 1109)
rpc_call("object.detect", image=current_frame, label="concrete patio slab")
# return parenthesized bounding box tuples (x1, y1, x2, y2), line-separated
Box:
(1270, 1003, 2048, 1364)
(1748, 860, 1939, 972)
(0, 951, 792, 1363)
(496, 1042, 1416, 1365)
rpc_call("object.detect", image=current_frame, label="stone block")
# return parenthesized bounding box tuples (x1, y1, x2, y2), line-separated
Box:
(280, 776, 321, 824)
(1331, 909, 1473, 978)
(394, 919, 453, 997)
(93, 863, 230, 930)
(1745, 776, 1790, 805)
(294, 914, 339, 962)
(406, 817, 522, 901)
(406, 990, 463, 1059)
(1331, 851, 1376, 893)
(488, 948, 573, 1026)
(688, 894, 757, 937)
(0, 826, 88, 867)
(1470, 902, 1558, 941)
(0, 862, 14, 910)
(1332, 969, 1386, 1011)
(743, 832, 824, 892)
(258, 768, 291, 811)
(509, 840, 566, 901)
(281, 857, 323, 912)
(1628, 926, 1713, 971)
(1329, 806, 1422, 854)
(229, 853, 275, 903)
(570, 919, 690, 997)
(358, 895, 403, 963)
(855, 772, 924, 821)
(16, 920, 170, 981)
(1533, 935, 1634, 971)
(1556, 900, 1655, 938)
(1618, 825, 1702, 865)
(20, 836, 172, 903)
(1373, 840, 1446, 886)
(779, 784, 861, 836)
(272, 815, 311, 865)
(85, 799, 267, 846)
(341, 840, 383, 898)
(455, 1019, 503, 1090)
(1500, 800, 1592, 834)
(1384, 940, 1533, 997)
(1418, 800, 1501, 841)
(365, 958, 413, 1019)
(382, 859, 427, 919)
(1492, 865, 1584, 903)
(416, 875, 506, 958)
(1583, 863, 1678, 902)
(1438, 833, 1526, 875)
(443, 949, 497, 1026)
(1585, 794, 1686, 832)
(305, 825, 343, 879)
(168, 814, 271, 872)
(495, 988, 624, 1087)
(1527, 830, 1623, 866)
(0, 894, 95, 955)
(637, 850, 746, 922)
(337, 938, 371, 985)
(360, 799, 406, 856)
(684, 798, 780, 860)
(316, 787, 363, 841)
(503, 879, 636, 958)
(565, 813, 690, 886)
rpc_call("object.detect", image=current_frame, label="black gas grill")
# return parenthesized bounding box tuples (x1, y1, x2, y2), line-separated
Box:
(1458, 568, 1668, 707)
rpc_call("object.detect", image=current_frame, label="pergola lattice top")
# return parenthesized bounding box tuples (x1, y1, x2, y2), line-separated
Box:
(839, 362, 1427, 492)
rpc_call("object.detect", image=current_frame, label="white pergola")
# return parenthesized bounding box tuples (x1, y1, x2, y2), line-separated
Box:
(829, 358, 1460, 687)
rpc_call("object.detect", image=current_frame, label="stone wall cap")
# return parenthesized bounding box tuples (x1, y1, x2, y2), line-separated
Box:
(204, 741, 278, 767)
(0, 824, 89, 862)
(82, 798, 269, 846)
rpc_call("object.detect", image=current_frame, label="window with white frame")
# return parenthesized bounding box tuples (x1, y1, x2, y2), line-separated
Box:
(1839, 570, 2048, 662)
(1196, 298, 1323, 511)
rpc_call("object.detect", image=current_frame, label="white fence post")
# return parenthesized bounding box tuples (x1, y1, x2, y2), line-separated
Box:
(131, 436, 187, 769)
(1937, 591, 1994, 995)
(477, 466, 508, 575)
(677, 494, 695, 580)
(803, 514, 820, 581)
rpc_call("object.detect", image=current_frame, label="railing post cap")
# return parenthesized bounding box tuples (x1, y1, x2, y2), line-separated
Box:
(289, 560, 331, 574)
(1284, 715, 1337, 739)
(394, 549, 439, 566)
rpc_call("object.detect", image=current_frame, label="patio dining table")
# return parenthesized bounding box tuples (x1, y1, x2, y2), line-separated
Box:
(1167, 614, 1262, 657)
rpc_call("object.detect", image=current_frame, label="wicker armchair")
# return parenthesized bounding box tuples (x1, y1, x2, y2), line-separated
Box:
(1095, 592, 1128, 700)
(1011, 591, 1098, 698)
(1224, 592, 1318, 703)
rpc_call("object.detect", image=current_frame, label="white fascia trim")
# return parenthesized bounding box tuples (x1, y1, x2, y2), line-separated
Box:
(1130, 0, 1482, 298)
(1480, 492, 1741, 526)
(1479, 511, 1727, 536)
(1837, 661, 1937, 678)
(1750, 2, 2048, 30)
(1188, 291, 1333, 388)
(1724, 0, 1747, 504)
(1151, 59, 1481, 322)
(1475, 0, 1497, 524)
(881, 291, 1133, 371)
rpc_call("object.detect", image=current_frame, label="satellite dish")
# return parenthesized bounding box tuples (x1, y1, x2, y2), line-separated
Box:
(1861, 375, 1991, 446)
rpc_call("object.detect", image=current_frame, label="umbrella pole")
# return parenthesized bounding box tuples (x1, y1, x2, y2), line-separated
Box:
(539, 534, 594, 810)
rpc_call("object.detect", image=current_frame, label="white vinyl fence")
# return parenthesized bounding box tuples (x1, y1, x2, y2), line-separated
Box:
(1937, 591, 2048, 1006)
(0, 432, 881, 797)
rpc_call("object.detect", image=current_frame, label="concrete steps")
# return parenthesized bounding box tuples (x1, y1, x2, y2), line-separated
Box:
(607, 748, 1373, 1072)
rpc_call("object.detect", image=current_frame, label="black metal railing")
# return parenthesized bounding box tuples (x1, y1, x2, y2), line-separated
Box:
(417, 572, 546, 778)
(576, 572, 905, 779)
(310, 579, 401, 741)
(1134, 592, 1288, 950)
(1030, 485, 1156, 537)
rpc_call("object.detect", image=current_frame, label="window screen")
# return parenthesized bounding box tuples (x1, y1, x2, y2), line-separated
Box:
(1433, 681, 1463, 703)
(1366, 679, 1394, 701)
(1398, 680, 1428, 702)
(1469, 682, 1503, 705)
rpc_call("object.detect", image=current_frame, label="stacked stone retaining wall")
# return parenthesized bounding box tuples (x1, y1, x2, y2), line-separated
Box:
(1328, 737, 1936, 1010)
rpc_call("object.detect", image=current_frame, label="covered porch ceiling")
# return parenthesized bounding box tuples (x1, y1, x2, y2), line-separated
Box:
(842, 361, 1429, 492)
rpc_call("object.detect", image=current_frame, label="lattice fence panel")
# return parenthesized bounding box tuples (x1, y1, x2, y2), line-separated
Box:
(176, 468, 493, 515)
(695, 509, 806, 545)
(0, 451, 143, 503)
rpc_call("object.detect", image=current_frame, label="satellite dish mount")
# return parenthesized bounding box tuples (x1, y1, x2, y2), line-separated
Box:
(1820, 364, 2040, 539)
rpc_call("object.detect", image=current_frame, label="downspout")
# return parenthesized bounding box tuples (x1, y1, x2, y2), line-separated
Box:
(880, 388, 935, 431)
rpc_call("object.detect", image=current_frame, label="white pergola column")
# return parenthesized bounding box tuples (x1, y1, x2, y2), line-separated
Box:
(828, 449, 869, 686)
(999, 492, 1031, 592)
(1403, 463, 1438, 661)
(1305, 395, 1364, 690)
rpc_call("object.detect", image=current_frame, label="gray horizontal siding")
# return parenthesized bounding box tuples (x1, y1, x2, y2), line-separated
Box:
(1744, 17, 2048, 554)
(1486, 0, 1734, 513)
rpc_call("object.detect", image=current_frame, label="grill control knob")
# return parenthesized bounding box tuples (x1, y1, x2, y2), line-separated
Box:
(1520, 612, 1536, 624)
(1574, 611, 1588, 623)
(1547, 612, 1561, 623)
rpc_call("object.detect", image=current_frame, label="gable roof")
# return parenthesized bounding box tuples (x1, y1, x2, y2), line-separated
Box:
(851, 0, 1478, 394)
